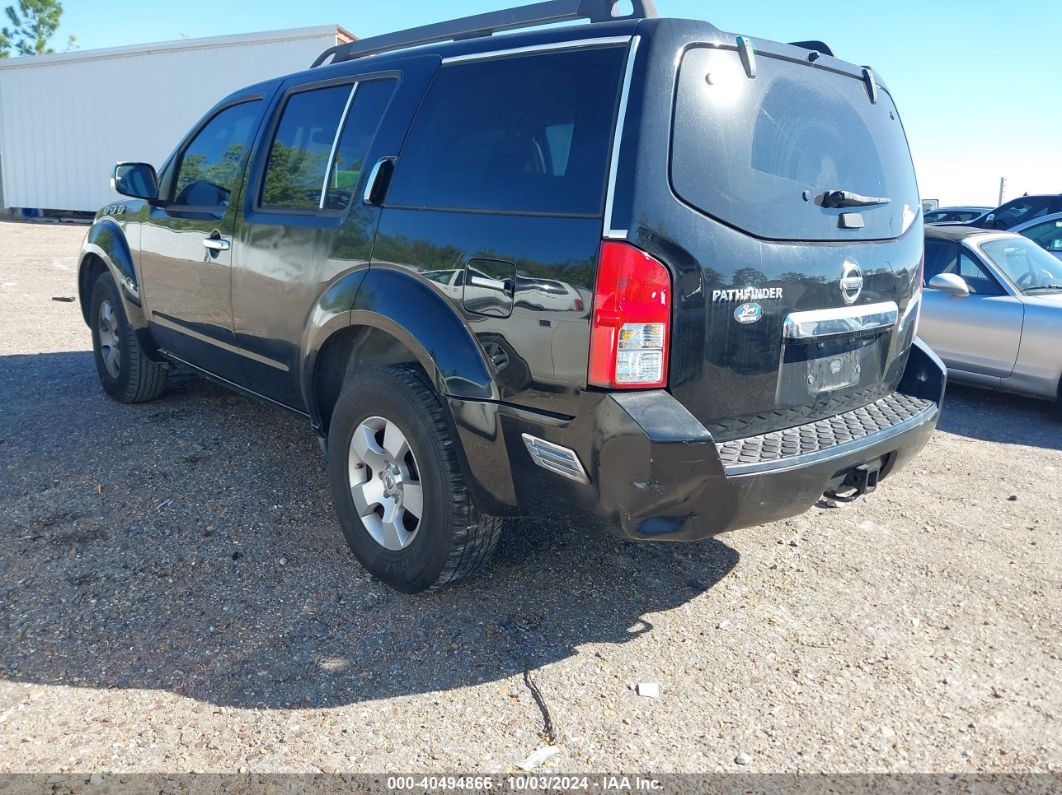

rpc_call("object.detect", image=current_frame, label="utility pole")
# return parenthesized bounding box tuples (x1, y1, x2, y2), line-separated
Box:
(998, 177, 1007, 206)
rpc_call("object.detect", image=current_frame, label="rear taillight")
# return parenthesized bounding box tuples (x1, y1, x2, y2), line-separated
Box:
(588, 241, 671, 389)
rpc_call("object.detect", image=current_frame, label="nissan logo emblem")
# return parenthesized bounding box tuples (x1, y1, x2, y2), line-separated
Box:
(840, 262, 864, 304)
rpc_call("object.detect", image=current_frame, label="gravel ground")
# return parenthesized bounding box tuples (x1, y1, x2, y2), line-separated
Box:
(0, 220, 1059, 775)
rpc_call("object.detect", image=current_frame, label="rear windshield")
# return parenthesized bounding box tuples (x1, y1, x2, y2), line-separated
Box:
(671, 46, 919, 241)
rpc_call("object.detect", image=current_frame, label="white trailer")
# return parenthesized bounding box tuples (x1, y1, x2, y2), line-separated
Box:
(0, 25, 353, 213)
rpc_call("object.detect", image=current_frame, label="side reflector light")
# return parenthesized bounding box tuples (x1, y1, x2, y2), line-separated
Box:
(588, 241, 671, 389)
(913, 255, 924, 336)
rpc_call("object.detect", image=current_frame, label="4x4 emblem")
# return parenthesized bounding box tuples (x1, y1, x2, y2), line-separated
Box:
(734, 302, 763, 324)
(840, 262, 863, 304)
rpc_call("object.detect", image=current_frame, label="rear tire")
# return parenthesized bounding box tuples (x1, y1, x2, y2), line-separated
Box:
(90, 272, 168, 403)
(326, 364, 502, 592)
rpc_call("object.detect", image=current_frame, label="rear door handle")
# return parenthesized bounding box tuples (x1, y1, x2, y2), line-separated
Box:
(203, 237, 230, 252)
(363, 156, 396, 206)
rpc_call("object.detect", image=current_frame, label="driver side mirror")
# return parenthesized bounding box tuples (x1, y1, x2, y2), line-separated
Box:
(112, 162, 159, 201)
(928, 273, 970, 297)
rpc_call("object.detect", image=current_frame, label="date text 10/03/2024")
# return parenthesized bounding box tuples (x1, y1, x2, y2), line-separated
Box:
(386, 776, 664, 791)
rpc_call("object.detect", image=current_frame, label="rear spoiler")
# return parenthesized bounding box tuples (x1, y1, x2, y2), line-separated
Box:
(789, 40, 834, 57)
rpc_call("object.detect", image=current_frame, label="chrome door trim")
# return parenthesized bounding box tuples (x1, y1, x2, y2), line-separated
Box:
(783, 301, 898, 340)
(319, 82, 359, 209)
(603, 35, 640, 241)
(441, 35, 632, 65)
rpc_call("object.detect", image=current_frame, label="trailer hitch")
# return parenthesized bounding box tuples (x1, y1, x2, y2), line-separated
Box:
(824, 461, 882, 504)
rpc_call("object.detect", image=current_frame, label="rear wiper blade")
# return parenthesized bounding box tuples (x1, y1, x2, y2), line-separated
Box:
(819, 190, 892, 208)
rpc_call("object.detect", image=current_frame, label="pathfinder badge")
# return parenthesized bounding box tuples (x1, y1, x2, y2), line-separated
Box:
(712, 286, 783, 302)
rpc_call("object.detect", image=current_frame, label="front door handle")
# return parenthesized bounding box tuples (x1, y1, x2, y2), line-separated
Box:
(203, 237, 230, 252)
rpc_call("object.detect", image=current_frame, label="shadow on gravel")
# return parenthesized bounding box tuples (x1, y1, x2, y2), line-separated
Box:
(1, 351, 739, 709)
(938, 383, 1062, 451)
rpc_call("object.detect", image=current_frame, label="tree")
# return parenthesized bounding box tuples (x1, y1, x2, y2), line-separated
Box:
(3, 0, 75, 57)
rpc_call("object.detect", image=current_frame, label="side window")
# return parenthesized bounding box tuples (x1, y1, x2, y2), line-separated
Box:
(261, 85, 351, 211)
(957, 251, 1004, 296)
(172, 101, 262, 209)
(260, 79, 396, 212)
(923, 239, 958, 283)
(387, 46, 627, 215)
(995, 197, 1050, 229)
(1020, 218, 1062, 252)
(323, 80, 396, 210)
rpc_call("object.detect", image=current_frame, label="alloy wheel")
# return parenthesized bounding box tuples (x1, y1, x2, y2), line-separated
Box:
(347, 415, 424, 551)
(97, 299, 120, 378)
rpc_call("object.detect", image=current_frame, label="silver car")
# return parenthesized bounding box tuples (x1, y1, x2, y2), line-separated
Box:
(1012, 211, 1062, 261)
(920, 226, 1062, 404)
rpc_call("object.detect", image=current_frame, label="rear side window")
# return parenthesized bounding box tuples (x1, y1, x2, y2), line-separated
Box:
(323, 80, 395, 211)
(261, 80, 395, 212)
(672, 47, 920, 241)
(1020, 218, 1062, 252)
(387, 46, 627, 216)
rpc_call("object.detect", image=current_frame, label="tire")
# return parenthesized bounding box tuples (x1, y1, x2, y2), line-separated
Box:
(326, 364, 502, 593)
(89, 271, 168, 403)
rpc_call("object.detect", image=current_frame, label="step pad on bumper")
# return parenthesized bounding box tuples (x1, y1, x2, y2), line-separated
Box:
(716, 392, 935, 473)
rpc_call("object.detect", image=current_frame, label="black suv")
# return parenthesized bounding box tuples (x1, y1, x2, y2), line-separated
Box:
(77, 0, 945, 592)
(971, 194, 1062, 230)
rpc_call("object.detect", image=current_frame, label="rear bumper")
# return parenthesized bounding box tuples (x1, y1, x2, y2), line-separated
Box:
(451, 339, 946, 541)
(597, 390, 939, 541)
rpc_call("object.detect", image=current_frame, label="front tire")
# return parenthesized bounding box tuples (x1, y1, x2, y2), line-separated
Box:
(326, 364, 502, 593)
(90, 272, 168, 403)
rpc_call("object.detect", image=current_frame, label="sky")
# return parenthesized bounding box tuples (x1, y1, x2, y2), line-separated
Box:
(52, 0, 1062, 208)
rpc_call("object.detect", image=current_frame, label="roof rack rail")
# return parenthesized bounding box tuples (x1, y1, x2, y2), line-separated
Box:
(311, 0, 659, 67)
(789, 40, 834, 57)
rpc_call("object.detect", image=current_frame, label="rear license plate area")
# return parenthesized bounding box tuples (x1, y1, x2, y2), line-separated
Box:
(777, 332, 887, 404)
(809, 348, 859, 392)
